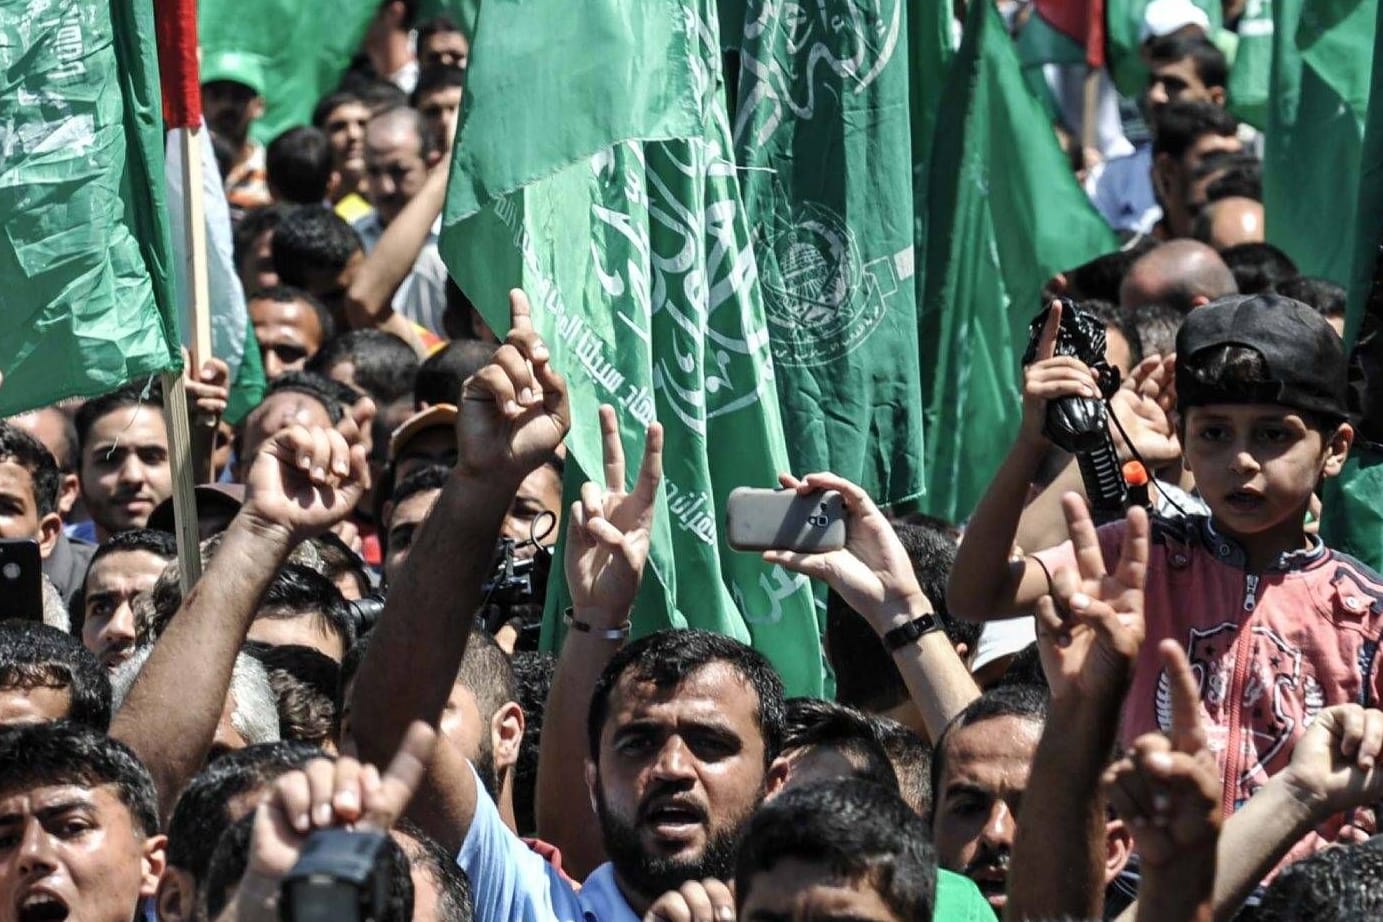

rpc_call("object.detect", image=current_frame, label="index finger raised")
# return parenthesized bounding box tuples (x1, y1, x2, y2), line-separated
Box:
(600, 404, 626, 491)
(508, 289, 534, 334)
(1159, 639, 1206, 754)
(1060, 492, 1107, 581)
(360, 721, 437, 831)
(1037, 300, 1063, 361)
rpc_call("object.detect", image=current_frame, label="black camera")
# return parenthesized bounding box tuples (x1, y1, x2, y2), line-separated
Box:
(479, 537, 551, 649)
(281, 828, 394, 922)
(1022, 299, 1130, 520)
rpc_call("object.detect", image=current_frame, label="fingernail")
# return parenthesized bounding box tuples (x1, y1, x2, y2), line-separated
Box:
(534, 342, 549, 360)
(296, 813, 311, 832)
(312, 467, 327, 482)
(1148, 752, 1173, 772)
(521, 387, 534, 404)
(335, 790, 359, 811)
(299, 456, 312, 470)
(314, 803, 333, 826)
(1071, 592, 1091, 610)
(334, 460, 349, 475)
(717, 908, 733, 922)
(506, 400, 520, 414)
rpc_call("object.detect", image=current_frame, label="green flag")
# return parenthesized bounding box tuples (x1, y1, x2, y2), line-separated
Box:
(1227, 0, 1274, 130)
(440, 0, 824, 694)
(199, 0, 376, 144)
(717, 1, 925, 507)
(1263, 0, 1377, 283)
(0, 0, 181, 417)
(919, 0, 1118, 523)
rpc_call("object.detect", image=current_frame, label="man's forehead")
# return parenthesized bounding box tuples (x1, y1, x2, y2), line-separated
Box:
(940, 715, 1041, 788)
(88, 405, 166, 444)
(88, 549, 167, 587)
(0, 459, 36, 493)
(609, 661, 759, 719)
(0, 782, 109, 815)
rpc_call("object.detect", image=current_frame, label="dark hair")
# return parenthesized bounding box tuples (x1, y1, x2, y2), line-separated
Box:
(783, 697, 899, 793)
(929, 685, 1048, 826)
(271, 205, 362, 285)
(72, 528, 177, 635)
(511, 651, 555, 837)
(266, 126, 334, 205)
(244, 642, 342, 749)
(205, 811, 415, 922)
(1275, 276, 1347, 320)
(166, 739, 323, 878)
(260, 370, 353, 425)
(1256, 836, 1383, 922)
(0, 620, 111, 730)
(415, 340, 495, 408)
(0, 720, 159, 835)
(735, 779, 936, 922)
(233, 203, 287, 283)
(827, 522, 970, 712)
(248, 284, 337, 343)
(869, 716, 932, 818)
(588, 629, 786, 764)
(1080, 299, 1143, 366)
(1144, 33, 1228, 90)
(457, 629, 518, 725)
(391, 463, 450, 511)
(306, 329, 419, 404)
(0, 421, 61, 517)
(1131, 302, 1184, 357)
(411, 64, 466, 108)
(75, 381, 164, 456)
(1220, 242, 1299, 295)
(395, 820, 474, 922)
(1197, 151, 1262, 203)
(311, 90, 366, 129)
(337, 73, 410, 113)
(310, 532, 373, 600)
(258, 563, 357, 650)
(416, 14, 464, 49)
(1152, 100, 1239, 161)
(1049, 239, 1161, 304)
(1177, 343, 1341, 432)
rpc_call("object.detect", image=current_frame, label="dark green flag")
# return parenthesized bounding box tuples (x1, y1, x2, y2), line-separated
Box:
(1263, 0, 1377, 283)
(920, 0, 1118, 523)
(718, 1, 926, 507)
(0, 0, 181, 416)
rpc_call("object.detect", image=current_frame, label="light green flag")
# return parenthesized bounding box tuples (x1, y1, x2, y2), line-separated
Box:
(0, 0, 181, 417)
(199, 0, 377, 144)
(716, 2, 926, 507)
(1227, 0, 1274, 130)
(1263, 0, 1377, 283)
(920, 0, 1118, 523)
(439, 0, 824, 694)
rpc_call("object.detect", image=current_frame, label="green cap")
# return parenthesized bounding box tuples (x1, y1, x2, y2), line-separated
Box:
(200, 50, 268, 97)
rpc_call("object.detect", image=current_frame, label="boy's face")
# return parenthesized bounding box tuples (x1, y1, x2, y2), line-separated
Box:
(1181, 403, 1352, 545)
(739, 858, 905, 922)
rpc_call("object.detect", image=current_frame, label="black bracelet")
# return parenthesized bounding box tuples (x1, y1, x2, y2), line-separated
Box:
(882, 612, 940, 651)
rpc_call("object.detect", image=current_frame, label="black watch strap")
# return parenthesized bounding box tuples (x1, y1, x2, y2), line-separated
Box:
(882, 612, 940, 651)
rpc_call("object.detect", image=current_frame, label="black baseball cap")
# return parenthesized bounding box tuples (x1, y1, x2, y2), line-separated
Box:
(1176, 293, 1348, 422)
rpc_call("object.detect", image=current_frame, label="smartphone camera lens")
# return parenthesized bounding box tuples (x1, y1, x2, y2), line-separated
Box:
(2, 563, 18, 580)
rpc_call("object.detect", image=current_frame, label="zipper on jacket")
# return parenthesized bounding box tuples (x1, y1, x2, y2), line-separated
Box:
(1224, 574, 1261, 817)
(1243, 574, 1260, 612)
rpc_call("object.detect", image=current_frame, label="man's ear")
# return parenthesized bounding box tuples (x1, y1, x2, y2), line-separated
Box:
(1322, 421, 1355, 478)
(1151, 154, 1175, 203)
(37, 512, 61, 559)
(1189, 295, 1210, 308)
(1103, 818, 1133, 883)
(156, 865, 196, 922)
(57, 473, 79, 517)
(249, 97, 266, 121)
(427, 150, 444, 169)
(585, 759, 599, 817)
(490, 700, 526, 772)
(141, 834, 169, 901)
(765, 756, 791, 797)
(1209, 85, 1227, 107)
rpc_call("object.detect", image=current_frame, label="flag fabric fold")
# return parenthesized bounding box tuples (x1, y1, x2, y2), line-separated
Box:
(440, 0, 823, 694)
(0, 0, 182, 417)
(919, 0, 1118, 523)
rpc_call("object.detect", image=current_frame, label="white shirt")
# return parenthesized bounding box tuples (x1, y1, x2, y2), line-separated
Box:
(1085, 143, 1162, 234)
(352, 212, 449, 336)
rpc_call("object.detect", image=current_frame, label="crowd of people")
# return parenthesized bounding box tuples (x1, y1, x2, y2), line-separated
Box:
(2, 1, 1382, 921)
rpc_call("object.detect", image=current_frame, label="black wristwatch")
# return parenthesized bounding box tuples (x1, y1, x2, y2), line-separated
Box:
(882, 612, 940, 651)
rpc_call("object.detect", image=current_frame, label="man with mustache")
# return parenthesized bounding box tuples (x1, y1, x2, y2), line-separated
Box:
(352, 292, 787, 920)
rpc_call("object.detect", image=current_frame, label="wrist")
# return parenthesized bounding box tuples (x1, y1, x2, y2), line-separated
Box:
(564, 607, 631, 641)
(1272, 768, 1333, 824)
(867, 594, 934, 636)
(229, 508, 298, 554)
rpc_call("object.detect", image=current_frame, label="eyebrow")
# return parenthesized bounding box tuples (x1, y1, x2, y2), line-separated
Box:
(0, 798, 96, 827)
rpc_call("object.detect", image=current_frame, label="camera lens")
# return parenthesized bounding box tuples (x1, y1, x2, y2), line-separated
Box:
(2, 563, 18, 580)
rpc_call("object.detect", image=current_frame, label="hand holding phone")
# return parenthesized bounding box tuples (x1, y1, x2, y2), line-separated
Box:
(725, 487, 846, 553)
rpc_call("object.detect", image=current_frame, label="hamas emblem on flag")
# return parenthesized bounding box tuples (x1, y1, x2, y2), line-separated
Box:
(757, 201, 901, 368)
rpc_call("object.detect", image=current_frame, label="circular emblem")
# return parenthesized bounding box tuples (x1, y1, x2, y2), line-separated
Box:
(758, 204, 884, 368)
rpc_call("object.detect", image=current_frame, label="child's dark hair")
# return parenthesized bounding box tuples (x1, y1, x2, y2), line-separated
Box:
(1179, 344, 1343, 432)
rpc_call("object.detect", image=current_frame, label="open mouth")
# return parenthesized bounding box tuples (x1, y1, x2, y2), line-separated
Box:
(1225, 490, 1264, 512)
(641, 800, 707, 838)
(18, 892, 69, 922)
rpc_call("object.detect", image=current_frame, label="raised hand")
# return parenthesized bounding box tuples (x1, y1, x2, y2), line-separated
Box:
(1035, 493, 1148, 701)
(643, 878, 736, 922)
(565, 404, 663, 619)
(241, 423, 371, 544)
(1103, 642, 1220, 869)
(1110, 355, 1181, 466)
(236, 723, 436, 915)
(761, 472, 928, 632)
(184, 351, 231, 422)
(1278, 702, 1383, 817)
(1020, 301, 1102, 448)
(458, 290, 570, 484)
